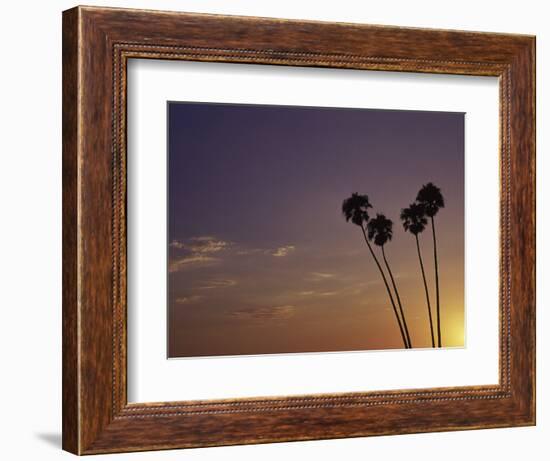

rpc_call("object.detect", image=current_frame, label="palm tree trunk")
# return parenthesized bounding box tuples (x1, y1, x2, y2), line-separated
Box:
(359, 226, 409, 349)
(381, 245, 412, 348)
(415, 234, 435, 348)
(431, 217, 442, 347)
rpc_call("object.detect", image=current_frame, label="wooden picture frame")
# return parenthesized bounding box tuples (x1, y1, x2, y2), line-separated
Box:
(62, 5, 535, 455)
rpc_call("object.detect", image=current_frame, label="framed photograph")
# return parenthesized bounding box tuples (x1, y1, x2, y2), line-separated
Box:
(62, 6, 535, 455)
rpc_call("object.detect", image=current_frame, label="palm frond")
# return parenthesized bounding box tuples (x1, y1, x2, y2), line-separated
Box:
(416, 182, 445, 217)
(400, 202, 427, 234)
(342, 193, 372, 227)
(367, 213, 393, 246)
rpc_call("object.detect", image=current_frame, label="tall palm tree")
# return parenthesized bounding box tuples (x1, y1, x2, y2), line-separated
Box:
(401, 203, 435, 348)
(342, 194, 409, 349)
(416, 183, 445, 347)
(367, 214, 413, 348)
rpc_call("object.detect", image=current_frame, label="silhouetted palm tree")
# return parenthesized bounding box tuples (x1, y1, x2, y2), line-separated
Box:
(401, 203, 435, 348)
(416, 183, 445, 347)
(342, 194, 409, 349)
(367, 214, 412, 348)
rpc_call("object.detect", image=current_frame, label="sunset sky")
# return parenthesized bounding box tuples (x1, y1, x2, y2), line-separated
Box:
(167, 102, 464, 358)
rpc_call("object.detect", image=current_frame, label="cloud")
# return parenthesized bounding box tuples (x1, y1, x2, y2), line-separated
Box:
(237, 244, 296, 257)
(190, 236, 230, 253)
(198, 278, 237, 289)
(169, 236, 297, 273)
(175, 295, 203, 305)
(271, 245, 295, 257)
(168, 255, 219, 272)
(229, 305, 295, 322)
(169, 236, 231, 272)
(309, 272, 335, 281)
(170, 236, 230, 254)
(235, 248, 264, 256)
(298, 290, 338, 297)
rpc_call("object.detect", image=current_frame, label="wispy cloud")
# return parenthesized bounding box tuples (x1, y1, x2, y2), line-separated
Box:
(271, 245, 295, 257)
(170, 236, 231, 254)
(175, 295, 203, 305)
(298, 290, 338, 297)
(229, 305, 295, 322)
(169, 236, 230, 272)
(235, 248, 263, 256)
(309, 272, 335, 281)
(199, 278, 237, 289)
(236, 244, 296, 257)
(169, 236, 298, 273)
(169, 255, 219, 273)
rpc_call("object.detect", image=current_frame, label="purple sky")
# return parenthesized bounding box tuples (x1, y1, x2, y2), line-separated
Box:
(168, 102, 464, 357)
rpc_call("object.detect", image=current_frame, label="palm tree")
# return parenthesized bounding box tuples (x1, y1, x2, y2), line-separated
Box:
(342, 194, 409, 349)
(416, 183, 445, 347)
(401, 203, 435, 348)
(367, 214, 413, 348)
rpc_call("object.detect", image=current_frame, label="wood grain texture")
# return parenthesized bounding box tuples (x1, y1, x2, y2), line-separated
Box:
(62, 5, 536, 455)
(62, 7, 80, 454)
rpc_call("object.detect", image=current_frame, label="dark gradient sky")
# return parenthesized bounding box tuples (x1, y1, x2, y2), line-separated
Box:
(168, 102, 464, 358)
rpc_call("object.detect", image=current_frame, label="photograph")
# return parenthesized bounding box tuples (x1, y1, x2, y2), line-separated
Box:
(167, 102, 465, 358)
